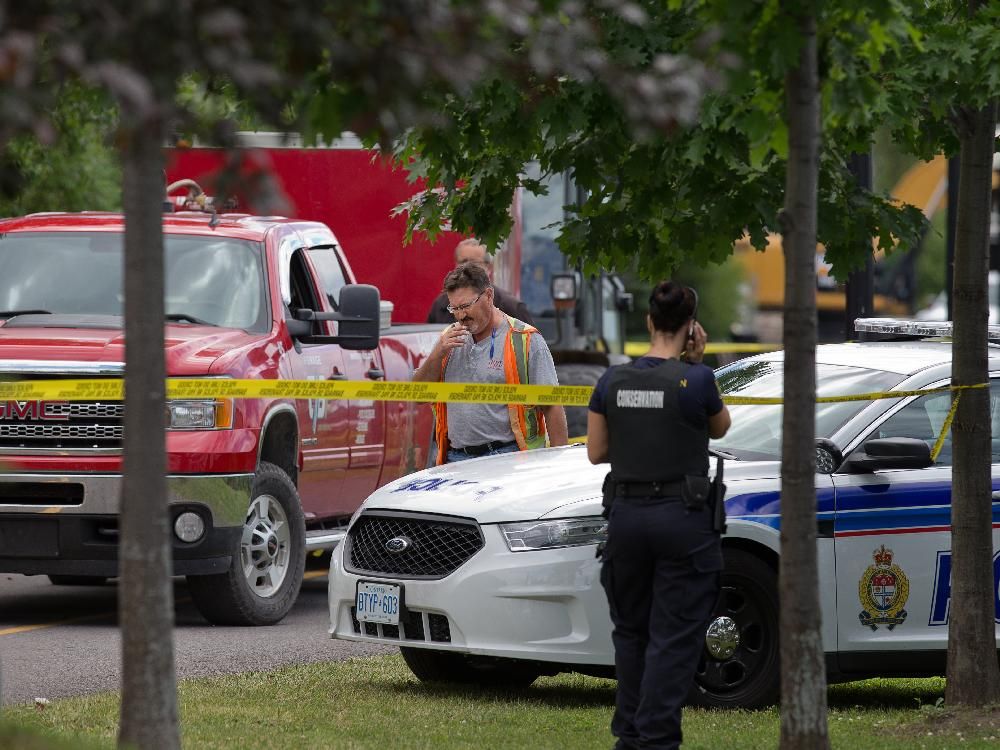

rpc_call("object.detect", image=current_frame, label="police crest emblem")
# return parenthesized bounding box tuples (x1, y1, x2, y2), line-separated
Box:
(858, 545, 909, 631)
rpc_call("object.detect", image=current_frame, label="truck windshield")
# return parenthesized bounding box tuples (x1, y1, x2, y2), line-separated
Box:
(519, 165, 570, 319)
(0, 232, 268, 331)
(711, 358, 905, 461)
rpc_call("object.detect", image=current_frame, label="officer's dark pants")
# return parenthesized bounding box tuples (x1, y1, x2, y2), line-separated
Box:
(600, 498, 722, 750)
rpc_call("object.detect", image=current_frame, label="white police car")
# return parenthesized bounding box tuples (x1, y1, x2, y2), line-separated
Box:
(328, 319, 1000, 708)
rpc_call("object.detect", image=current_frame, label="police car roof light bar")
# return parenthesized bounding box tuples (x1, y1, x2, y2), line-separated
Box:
(854, 317, 1000, 343)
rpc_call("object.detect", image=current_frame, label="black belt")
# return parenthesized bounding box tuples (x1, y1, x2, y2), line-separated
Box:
(615, 480, 684, 498)
(453, 440, 518, 456)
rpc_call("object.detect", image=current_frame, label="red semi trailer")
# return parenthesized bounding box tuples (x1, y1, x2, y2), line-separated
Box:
(166, 133, 481, 324)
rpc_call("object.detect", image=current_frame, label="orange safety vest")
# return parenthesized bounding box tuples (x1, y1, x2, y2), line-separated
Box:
(434, 314, 548, 465)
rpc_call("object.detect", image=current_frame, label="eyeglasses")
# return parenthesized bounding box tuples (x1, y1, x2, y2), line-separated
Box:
(446, 290, 487, 314)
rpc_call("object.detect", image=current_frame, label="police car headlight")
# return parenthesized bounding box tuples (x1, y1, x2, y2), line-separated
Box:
(166, 399, 234, 430)
(500, 517, 608, 552)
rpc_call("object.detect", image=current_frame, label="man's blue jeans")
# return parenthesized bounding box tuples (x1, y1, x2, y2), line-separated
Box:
(446, 443, 519, 462)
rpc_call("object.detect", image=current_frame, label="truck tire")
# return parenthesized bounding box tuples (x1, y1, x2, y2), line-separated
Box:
(555, 363, 608, 441)
(688, 548, 780, 709)
(187, 462, 306, 626)
(400, 647, 540, 688)
(47, 575, 108, 586)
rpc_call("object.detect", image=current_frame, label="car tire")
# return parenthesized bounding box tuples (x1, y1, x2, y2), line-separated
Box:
(688, 548, 780, 709)
(47, 575, 108, 586)
(187, 462, 306, 626)
(400, 647, 541, 688)
(555, 363, 607, 441)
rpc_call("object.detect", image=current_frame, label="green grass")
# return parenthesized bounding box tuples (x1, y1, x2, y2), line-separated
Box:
(5, 655, 999, 749)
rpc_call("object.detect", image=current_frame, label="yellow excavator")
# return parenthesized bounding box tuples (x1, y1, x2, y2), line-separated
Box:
(734, 154, 999, 342)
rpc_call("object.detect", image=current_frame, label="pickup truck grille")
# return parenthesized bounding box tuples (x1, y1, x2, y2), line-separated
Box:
(345, 512, 484, 579)
(0, 401, 124, 450)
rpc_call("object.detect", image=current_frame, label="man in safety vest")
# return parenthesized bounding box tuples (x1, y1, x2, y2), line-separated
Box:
(414, 262, 568, 464)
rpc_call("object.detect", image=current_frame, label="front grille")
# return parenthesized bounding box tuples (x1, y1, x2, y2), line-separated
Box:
(346, 512, 484, 578)
(0, 398, 123, 450)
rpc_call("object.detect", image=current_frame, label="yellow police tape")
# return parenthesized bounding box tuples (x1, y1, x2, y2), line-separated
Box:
(930, 392, 961, 462)
(723, 382, 989, 407)
(0, 378, 988, 408)
(624, 341, 780, 357)
(0, 378, 595, 406)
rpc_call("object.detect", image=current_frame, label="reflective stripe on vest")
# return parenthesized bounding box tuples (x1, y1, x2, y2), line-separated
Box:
(503, 315, 547, 452)
(434, 314, 547, 465)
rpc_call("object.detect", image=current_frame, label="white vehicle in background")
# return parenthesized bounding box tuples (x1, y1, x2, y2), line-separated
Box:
(914, 271, 1000, 324)
(329, 319, 1000, 708)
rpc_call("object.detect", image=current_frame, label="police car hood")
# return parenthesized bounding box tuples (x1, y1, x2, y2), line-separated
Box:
(362, 445, 783, 524)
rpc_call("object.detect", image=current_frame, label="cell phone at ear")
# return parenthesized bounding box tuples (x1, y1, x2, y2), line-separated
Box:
(687, 287, 699, 340)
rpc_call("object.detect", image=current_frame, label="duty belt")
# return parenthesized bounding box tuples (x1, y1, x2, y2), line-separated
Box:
(614, 479, 684, 498)
(452, 439, 518, 456)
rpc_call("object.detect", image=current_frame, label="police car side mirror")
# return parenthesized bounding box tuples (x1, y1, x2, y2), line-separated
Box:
(845, 437, 933, 473)
(815, 438, 842, 474)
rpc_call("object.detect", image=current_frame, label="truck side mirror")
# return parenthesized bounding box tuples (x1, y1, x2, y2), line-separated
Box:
(290, 284, 381, 349)
(336, 284, 381, 350)
(551, 273, 578, 305)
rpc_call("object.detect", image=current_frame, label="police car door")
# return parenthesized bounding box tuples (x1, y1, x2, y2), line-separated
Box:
(833, 378, 1000, 663)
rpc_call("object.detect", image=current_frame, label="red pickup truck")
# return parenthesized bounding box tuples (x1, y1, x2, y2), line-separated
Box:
(0, 208, 439, 625)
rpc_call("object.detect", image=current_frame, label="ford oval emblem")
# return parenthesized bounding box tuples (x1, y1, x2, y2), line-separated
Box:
(385, 536, 410, 554)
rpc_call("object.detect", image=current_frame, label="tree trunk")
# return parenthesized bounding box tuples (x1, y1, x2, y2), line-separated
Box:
(945, 87, 1000, 706)
(117, 113, 180, 750)
(778, 6, 829, 749)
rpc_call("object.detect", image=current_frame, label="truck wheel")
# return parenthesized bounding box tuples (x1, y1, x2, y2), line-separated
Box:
(47, 575, 108, 586)
(555, 363, 607, 441)
(187, 462, 306, 626)
(400, 647, 540, 688)
(688, 549, 780, 709)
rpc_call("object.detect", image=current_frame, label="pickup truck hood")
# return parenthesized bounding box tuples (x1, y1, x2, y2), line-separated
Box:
(364, 446, 785, 524)
(0, 318, 265, 375)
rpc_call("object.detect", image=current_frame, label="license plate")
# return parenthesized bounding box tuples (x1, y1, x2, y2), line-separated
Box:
(356, 581, 402, 625)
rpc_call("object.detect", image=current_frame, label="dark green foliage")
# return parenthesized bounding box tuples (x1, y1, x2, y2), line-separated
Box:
(395, 0, 931, 282)
(0, 85, 120, 216)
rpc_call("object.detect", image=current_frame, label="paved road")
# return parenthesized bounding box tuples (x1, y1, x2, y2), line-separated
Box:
(0, 562, 391, 706)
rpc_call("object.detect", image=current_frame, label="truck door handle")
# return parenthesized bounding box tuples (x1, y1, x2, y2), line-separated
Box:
(365, 367, 385, 380)
(328, 368, 347, 381)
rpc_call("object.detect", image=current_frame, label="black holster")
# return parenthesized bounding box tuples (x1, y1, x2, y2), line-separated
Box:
(601, 472, 617, 519)
(681, 475, 712, 511)
(710, 454, 727, 534)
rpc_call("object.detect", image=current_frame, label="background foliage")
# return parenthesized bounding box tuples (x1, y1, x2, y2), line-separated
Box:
(0, 84, 120, 215)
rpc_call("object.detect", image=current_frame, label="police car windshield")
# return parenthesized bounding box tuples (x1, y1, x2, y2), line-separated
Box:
(711, 359, 905, 461)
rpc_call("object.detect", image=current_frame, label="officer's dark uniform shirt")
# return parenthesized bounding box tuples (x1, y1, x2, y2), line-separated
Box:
(590, 356, 723, 478)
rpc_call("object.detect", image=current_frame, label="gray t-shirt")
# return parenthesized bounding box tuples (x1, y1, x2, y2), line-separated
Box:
(444, 317, 559, 448)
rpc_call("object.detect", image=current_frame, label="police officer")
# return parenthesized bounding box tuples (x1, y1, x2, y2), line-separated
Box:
(587, 281, 731, 750)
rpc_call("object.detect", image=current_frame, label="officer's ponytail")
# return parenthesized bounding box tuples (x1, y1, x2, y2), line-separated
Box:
(648, 281, 697, 334)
